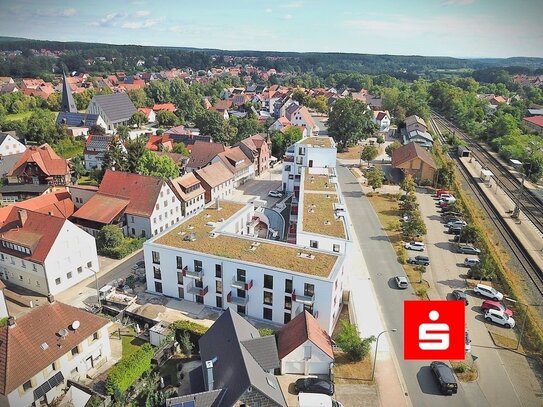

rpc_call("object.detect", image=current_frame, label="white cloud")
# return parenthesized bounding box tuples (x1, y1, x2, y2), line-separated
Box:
(441, 0, 475, 5)
(264, 8, 273, 13)
(91, 12, 125, 27)
(135, 10, 150, 17)
(283, 14, 293, 20)
(280, 1, 303, 8)
(62, 8, 77, 17)
(122, 19, 159, 29)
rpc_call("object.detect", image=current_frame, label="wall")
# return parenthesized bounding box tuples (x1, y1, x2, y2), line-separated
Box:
(0, 255, 49, 295)
(0, 135, 26, 156)
(0, 289, 8, 318)
(68, 187, 97, 209)
(148, 182, 183, 238)
(281, 340, 333, 375)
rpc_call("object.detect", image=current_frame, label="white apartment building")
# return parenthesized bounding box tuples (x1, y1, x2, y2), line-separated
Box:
(0, 301, 111, 407)
(0, 209, 99, 297)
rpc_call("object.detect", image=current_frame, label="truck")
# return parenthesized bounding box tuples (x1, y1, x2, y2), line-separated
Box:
(298, 393, 344, 407)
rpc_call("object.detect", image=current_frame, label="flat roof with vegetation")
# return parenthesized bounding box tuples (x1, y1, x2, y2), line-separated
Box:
(304, 171, 337, 192)
(155, 201, 339, 278)
(299, 137, 333, 148)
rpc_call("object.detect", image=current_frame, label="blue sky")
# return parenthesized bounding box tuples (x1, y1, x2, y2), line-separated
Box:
(0, 0, 541, 58)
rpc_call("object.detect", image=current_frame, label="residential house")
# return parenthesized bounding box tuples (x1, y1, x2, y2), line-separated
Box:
(164, 126, 210, 147)
(0, 82, 18, 94)
(278, 310, 334, 375)
(0, 133, 26, 156)
(165, 308, 286, 407)
(170, 173, 206, 217)
(0, 281, 7, 319)
(523, 116, 543, 136)
(273, 95, 294, 118)
(20, 79, 55, 100)
(288, 106, 319, 137)
(0, 301, 111, 407)
(373, 110, 391, 132)
(152, 103, 176, 113)
(237, 134, 270, 176)
(138, 107, 156, 123)
(194, 162, 234, 203)
(84, 135, 126, 171)
(213, 147, 254, 187)
(0, 190, 75, 224)
(0, 208, 99, 296)
(186, 141, 226, 172)
(392, 142, 437, 184)
(403, 129, 433, 149)
(72, 170, 182, 238)
(86, 93, 137, 131)
(146, 135, 174, 152)
(405, 115, 428, 133)
(68, 185, 98, 209)
(0, 153, 23, 181)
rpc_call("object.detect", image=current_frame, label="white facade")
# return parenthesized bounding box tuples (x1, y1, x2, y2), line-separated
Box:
(183, 193, 205, 217)
(0, 289, 8, 319)
(373, 113, 391, 132)
(68, 186, 97, 209)
(0, 220, 98, 296)
(0, 134, 26, 156)
(208, 179, 233, 203)
(2, 324, 111, 407)
(147, 182, 184, 238)
(281, 339, 333, 375)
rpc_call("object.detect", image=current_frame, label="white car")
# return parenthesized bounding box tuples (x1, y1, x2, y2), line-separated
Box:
(474, 283, 503, 301)
(395, 276, 409, 289)
(268, 190, 283, 198)
(404, 241, 425, 251)
(447, 220, 467, 228)
(484, 309, 515, 328)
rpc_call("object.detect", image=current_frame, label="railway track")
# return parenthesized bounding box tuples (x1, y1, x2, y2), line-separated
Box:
(431, 112, 543, 236)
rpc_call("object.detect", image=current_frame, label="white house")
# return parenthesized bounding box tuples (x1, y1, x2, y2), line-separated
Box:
(0, 301, 111, 407)
(194, 161, 234, 203)
(0, 134, 26, 156)
(83, 135, 126, 171)
(278, 310, 334, 375)
(212, 147, 254, 188)
(288, 106, 319, 136)
(268, 117, 291, 132)
(0, 281, 8, 319)
(373, 110, 391, 132)
(0, 209, 99, 297)
(170, 173, 206, 217)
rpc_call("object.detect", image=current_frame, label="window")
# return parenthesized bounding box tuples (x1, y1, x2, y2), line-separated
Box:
(55, 277, 61, 285)
(86, 261, 92, 268)
(51, 362, 57, 371)
(67, 272, 72, 279)
(237, 268, 246, 282)
(178, 287, 184, 299)
(284, 296, 292, 310)
(77, 266, 82, 274)
(19, 275, 23, 281)
(93, 332, 99, 341)
(194, 260, 203, 273)
(264, 274, 273, 289)
(153, 266, 161, 280)
(71, 346, 79, 356)
(216, 296, 223, 308)
(304, 346, 312, 359)
(216, 280, 223, 294)
(21, 260, 26, 268)
(176, 256, 183, 269)
(237, 305, 246, 315)
(155, 281, 163, 293)
(130, 216, 135, 223)
(333, 244, 340, 253)
(284, 312, 291, 324)
(310, 240, 318, 249)
(304, 303, 313, 314)
(22, 380, 32, 391)
(285, 279, 292, 294)
(152, 251, 160, 264)
(156, 203, 159, 210)
(215, 264, 222, 278)
(304, 283, 315, 298)
(177, 272, 183, 285)
(263, 307, 273, 321)
(70, 367, 78, 375)
(264, 291, 273, 305)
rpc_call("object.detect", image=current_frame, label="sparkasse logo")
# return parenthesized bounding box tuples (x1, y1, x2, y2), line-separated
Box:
(404, 300, 465, 360)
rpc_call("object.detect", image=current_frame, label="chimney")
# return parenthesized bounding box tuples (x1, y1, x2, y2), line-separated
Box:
(7, 316, 16, 328)
(47, 294, 55, 303)
(205, 358, 217, 391)
(18, 210, 28, 226)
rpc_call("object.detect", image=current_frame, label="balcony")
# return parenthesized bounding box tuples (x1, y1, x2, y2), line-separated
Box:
(182, 265, 204, 280)
(231, 278, 253, 290)
(292, 290, 315, 305)
(227, 291, 249, 305)
(186, 281, 208, 296)
(284, 156, 294, 162)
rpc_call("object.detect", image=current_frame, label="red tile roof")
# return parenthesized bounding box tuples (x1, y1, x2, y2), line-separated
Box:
(0, 302, 108, 395)
(11, 190, 74, 219)
(277, 311, 333, 360)
(524, 116, 543, 128)
(153, 103, 176, 112)
(216, 147, 251, 174)
(392, 142, 437, 169)
(187, 141, 226, 169)
(72, 193, 129, 224)
(8, 144, 69, 178)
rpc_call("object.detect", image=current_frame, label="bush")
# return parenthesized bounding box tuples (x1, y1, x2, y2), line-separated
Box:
(98, 237, 145, 259)
(335, 321, 375, 361)
(397, 246, 408, 264)
(454, 362, 467, 373)
(96, 225, 124, 251)
(179, 332, 193, 358)
(387, 220, 401, 232)
(171, 320, 209, 353)
(105, 343, 154, 394)
(258, 328, 276, 337)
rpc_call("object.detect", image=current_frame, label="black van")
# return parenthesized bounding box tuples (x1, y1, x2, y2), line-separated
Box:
(430, 361, 458, 395)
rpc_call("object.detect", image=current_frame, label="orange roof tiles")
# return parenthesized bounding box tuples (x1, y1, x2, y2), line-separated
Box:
(72, 193, 129, 224)
(8, 144, 69, 178)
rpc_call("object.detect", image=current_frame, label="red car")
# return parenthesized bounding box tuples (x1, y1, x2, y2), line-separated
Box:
(436, 189, 450, 198)
(481, 300, 513, 317)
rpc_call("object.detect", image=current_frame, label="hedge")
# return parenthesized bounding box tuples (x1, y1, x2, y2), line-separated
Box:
(105, 343, 154, 394)
(98, 237, 145, 259)
(171, 320, 209, 353)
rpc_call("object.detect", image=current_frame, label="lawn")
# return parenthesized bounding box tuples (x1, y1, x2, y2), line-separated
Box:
(4, 111, 32, 122)
(337, 145, 362, 160)
(333, 351, 373, 383)
(121, 326, 147, 358)
(77, 175, 99, 186)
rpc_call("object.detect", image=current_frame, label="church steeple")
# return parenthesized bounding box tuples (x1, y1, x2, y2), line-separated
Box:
(60, 72, 78, 113)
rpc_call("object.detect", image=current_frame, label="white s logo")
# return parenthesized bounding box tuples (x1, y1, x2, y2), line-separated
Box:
(418, 310, 450, 350)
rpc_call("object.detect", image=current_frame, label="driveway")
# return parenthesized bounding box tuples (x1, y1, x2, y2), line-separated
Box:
(232, 164, 284, 205)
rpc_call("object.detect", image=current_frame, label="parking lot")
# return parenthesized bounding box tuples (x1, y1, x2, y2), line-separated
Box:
(231, 163, 284, 205)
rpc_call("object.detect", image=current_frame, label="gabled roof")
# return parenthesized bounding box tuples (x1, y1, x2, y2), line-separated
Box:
(199, 309, 286, 407)
(524, 115, 543, 128)
(170, 173, 205, 203)
(60, 73, 78, 113)
(153, 103, 176, 112)
(194, 161, 233, 188)
(187, 141, 226, 169)
(8, 144, 69, 177)
(240, 336, 280, 371)
(71, 193, 129, 224)
(56, 112, 100, 127)
(85, 135, 112, 152)
(216, 147, 251, 174)
(277, 311, 334, 360)
(292, 106, 316, 129)
(407, 130, 433, 143)
(88, 93, 136, 123)
(0, 153, 23, 178)
(247, 134, 267, 149)
(392, 142, 437, 170)
(405, 115, 427, 129)
(1, 190, 75, 222)
(0, 302, 108, 395)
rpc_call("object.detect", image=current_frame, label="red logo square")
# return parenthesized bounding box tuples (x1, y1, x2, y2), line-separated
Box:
(404, 300, 465, 360)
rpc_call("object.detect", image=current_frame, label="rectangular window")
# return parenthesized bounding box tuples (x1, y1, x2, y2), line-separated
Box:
(177, 272, 183, 285)
(237, 268, 246, 282)
(284, 312, 291, 324)
(216, 280, 223, 294)
(304, 303, 313, 314)
(21, 260, 26, 268)
(263, 307, 273, 321)
(55, 277, 61, 285)
(178, 287, 184, 299)
(304, 346, 312, 359)
(93, 332, 99, 341)
(194, 260, 203, 272)
(310, 240, 318, 249)
(176, 256, 183, 269)
(215, 264, 222, 278)
(284, 296, 292, 310)
(67, 272, 72, 279)
(264, 274, 273, 289)
(23, 380, 32, 391)
(153, 266, 161, 280)
(152, 251, 160, 264)
(264, 291, 273, 306)
(77, 266, 82, 273)
(285, 279, 293, 294)
(304, 283, 315, 298)
(155, 281, 163, 293)
(216, 296, 223, 308)
(51, 362, 57, 371)
(71, 346, 79, 356)
(333, 244, 340, 253)
(237, 305, 246, 315)
(86, 261, 92, 268)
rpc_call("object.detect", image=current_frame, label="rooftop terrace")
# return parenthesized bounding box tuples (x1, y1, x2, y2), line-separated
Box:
(299, 137, 333, 148)
(155, 201, 339, 278)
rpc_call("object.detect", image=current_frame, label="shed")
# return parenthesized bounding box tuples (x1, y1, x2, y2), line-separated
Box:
(458, 146, 471, 157)
(480, 169, 493, 183)
(150, 321, 172, 346)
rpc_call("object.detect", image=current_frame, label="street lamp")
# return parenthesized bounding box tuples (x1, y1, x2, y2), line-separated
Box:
(87, 267, 102, 312)
(504, 297, 528, 350)
(371, 328, 397, 382)
(510, 141, 537, 219)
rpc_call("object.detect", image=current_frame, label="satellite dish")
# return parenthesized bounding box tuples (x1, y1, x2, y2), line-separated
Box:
(71, 320, 80, 330)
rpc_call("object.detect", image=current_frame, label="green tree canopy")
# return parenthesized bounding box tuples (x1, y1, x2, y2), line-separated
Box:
(136, 150, 179, 179)
(172, 142, 189, 156)
(156, 110, 179, 127)
(360, 145, 379, 162)
(328, 97, 377, 151)
(96, 225, 124, 251)
(366, 167, 384, 191)
(128, 111, 148, 128)
(335, 321, 375, 362)
(385, 140, 402, 157)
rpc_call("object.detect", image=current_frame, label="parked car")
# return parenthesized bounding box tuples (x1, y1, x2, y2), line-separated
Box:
(439, 193, 454, 201)
(453, 234, 473, 243)
(298, 393, 344, 407)
(474, 283, 504, 300)
(448, 226, 463, 235)
(268, 190, 283, 198)
(436, 189, 450, 198)
(457, 245, 481, 255)
(132, 260, 145, 270)
(404, 241, 425, 251)
(441, 211, 463, 219)
(395, 276, 409, 289)
(294, 378, 335, 396)
(440, 196, 457, 204)
(447, 220, 467, 228)
(451, 290, 469, 305)
(467, 268, 493, 281)
(443, 217, 462, 224)
(407, 255, 430, 266)
(463, 258, 480, 267)
(465, 331, 471, 353)
(484, 309, 515, 328)
(481, 300, 513, 317)
(430, 361, 458, 395)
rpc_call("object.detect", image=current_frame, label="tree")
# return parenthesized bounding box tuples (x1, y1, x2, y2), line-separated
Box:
(89, 124, 106, 135)
(376, 135, 385, 145)
(136, 150, 179, 179)
(436, 158, 456, 189)
(385, 140, 401, 157)
(70, 155, 86, 181)
(366, 167, 384, 191)
(115, 125, 130, 141)
(125, 136, 147, 173)
(172, 142, 189, 156)
(179, 331, 193, 358)
(457, 224, 480, 244)
(23, 109, 63, 145)
(46, 92, 61, 111)
(335, 321, 375, 361)
(402, 212, 427, 238)
(195, 110, 233, 144)
(156, 110, 179, 127)
(360, 145, 379, 163)
(96, 225, 124, 251)
(129, 88, 150, 108)
(328, 97, 377, 151)
(400, 174, 416, 194)
(102, 136, 128, 173)
(129, 111, 147, 128)
(400, 192, 419, 212)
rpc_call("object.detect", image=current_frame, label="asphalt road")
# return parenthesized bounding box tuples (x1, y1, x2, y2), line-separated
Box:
(336, 163, 481, 407)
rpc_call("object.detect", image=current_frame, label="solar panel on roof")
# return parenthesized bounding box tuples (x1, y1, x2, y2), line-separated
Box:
(48, 371, 64, 387)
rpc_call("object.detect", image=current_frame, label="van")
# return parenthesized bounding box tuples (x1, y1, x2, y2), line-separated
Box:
(298, 393, 344, 407)
(430, 361, 458, 395)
